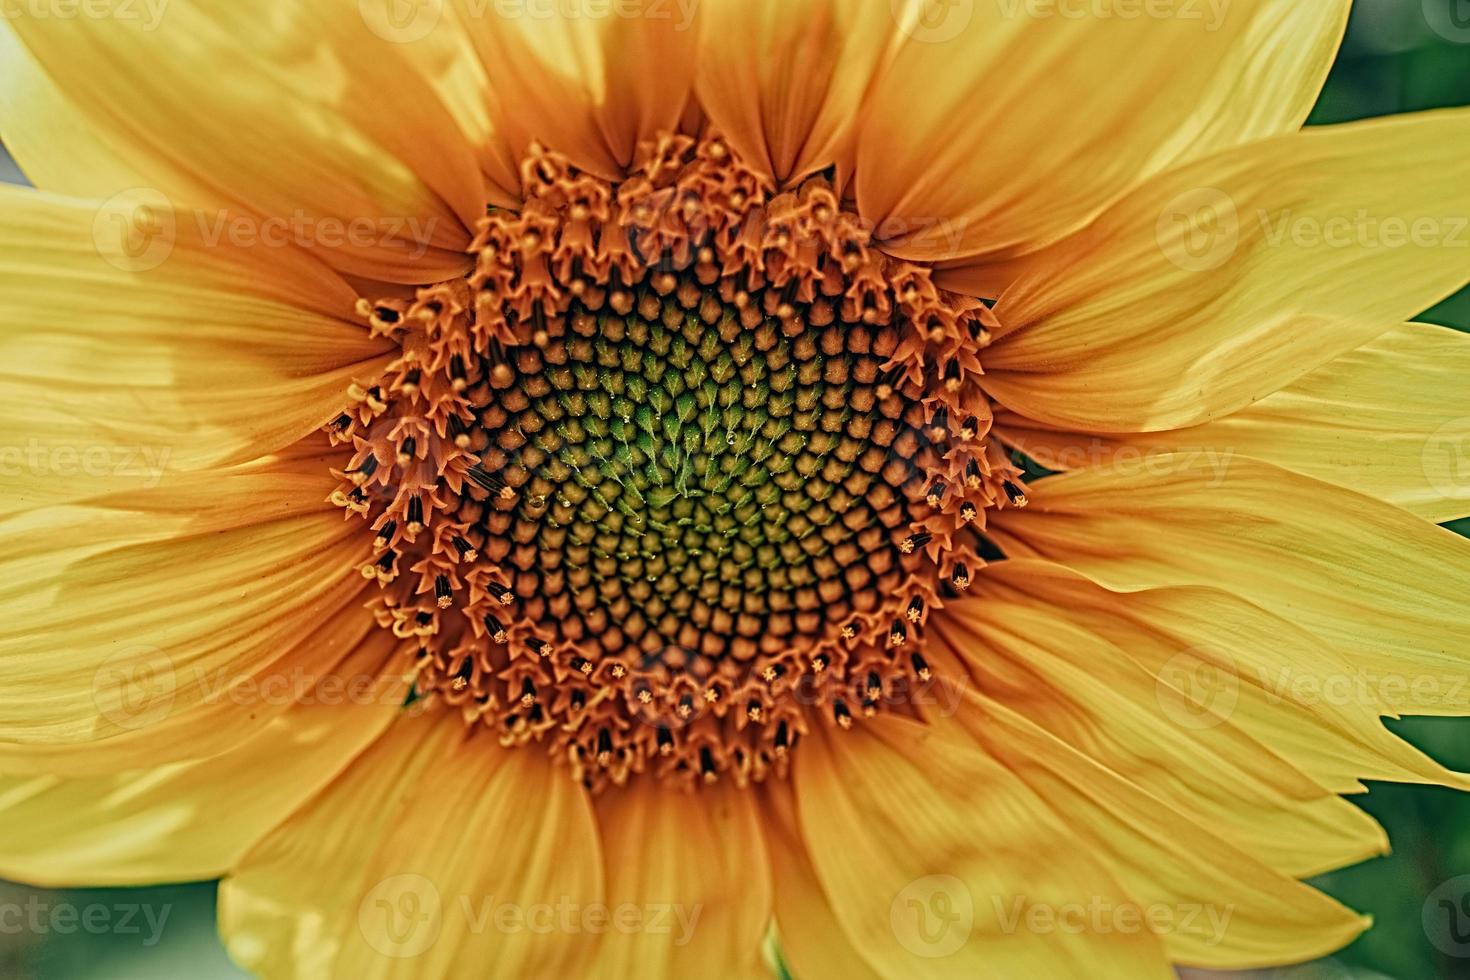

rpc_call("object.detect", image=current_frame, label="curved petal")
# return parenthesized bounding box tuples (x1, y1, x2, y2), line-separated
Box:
(2, 1, 489, 282)
(0, 572, 400, 777)
(859, 0, 1351, 266)
(945, 698, 1369, 969)
(990, 454, 1470, 717)
(0, 630, 405, 887)
(760, 783, 884, 980)
(220, 709, 603, 979)
(590, 781, 772, 979)
(0, 185, 392, 507)
(452, 0, 697, 179)
(962, 560, 1466, 796)
(0, 454, 372, 754)
(794, 716, 1174, 978)
(694, 0, 897, 185)
(926, 593, 1389, 879)
(999, 322, 1470, 523)
(982, 110, 1470, 432)
(981, 109, 1470, 432)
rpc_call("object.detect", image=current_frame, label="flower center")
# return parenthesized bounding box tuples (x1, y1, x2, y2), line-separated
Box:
(329, 135, 1024, 790)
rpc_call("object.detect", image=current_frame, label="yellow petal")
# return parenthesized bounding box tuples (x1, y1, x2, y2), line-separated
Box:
(0, 631, 405, 887)
(0, 458, 371, 752)
(795, 716, 1174, 979)
(452, 0, 696, 180)
(221, 709, 602, 979)
(0, 185, 392, 506)
(2, 2, 487, 282)
(1001, 322, 1470, 522)
(927, 592, 1388, 879)
(760, 783, 885, 980)
(954, 698, 1369, 969)
(965, 559, 1466, 796)
(991, 454, 1470, 716)
(982, 109, 1470, 431)
(590, 781, 772, 979)
(0, 569, 398, 777)
(694, 0, 897, 185)
(859, 0, 1351, 267)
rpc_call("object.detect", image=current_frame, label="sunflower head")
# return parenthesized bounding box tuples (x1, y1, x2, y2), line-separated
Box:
(332, 135, 1019, 789)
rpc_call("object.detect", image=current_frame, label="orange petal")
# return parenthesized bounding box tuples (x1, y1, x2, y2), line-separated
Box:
(221, 709, 603, 979)
(694, 0, 898, 185)
(928, 592, 1388, 879)
(991, 454, 1470, 717)
(2, 2, 489, 282)
(859, 0, 1351, 267)
(0, 184, 392, 506)
(590, 781, 772, 979)
(0, 458, 371, 754)
(962, 559, 1467, 796)
(795, 715, 1174, 978)
(983, 109, 1470, 432)
(0, 630, 405, 887)
(760, 783, 884, 980)
(999, 321, 1470, 523)
(452, 0, 697, 179)
(951, 698, 1369, 969)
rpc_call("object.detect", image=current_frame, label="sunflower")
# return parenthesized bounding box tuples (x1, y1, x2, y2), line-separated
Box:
(2, 0, 1469, 977)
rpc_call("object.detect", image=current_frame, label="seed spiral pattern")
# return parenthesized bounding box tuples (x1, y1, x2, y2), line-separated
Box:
(327, 135, 1026, 789)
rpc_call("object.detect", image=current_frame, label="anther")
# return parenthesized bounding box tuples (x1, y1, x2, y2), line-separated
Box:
(374, 521, 397, 548)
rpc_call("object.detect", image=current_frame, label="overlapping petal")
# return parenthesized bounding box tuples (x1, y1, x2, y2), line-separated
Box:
(858, 0, 1351, 268)
(982, 109, 1470, 432)
(220, 709, 603, 980)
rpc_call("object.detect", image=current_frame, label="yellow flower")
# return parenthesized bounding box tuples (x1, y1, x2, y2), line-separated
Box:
(2, 1, 1469, 977)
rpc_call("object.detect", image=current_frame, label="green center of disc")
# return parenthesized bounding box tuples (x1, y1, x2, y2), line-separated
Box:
(476, 291, 925, 671)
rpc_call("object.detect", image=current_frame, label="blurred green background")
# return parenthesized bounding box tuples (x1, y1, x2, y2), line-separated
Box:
(2, 1, 1469, 977)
